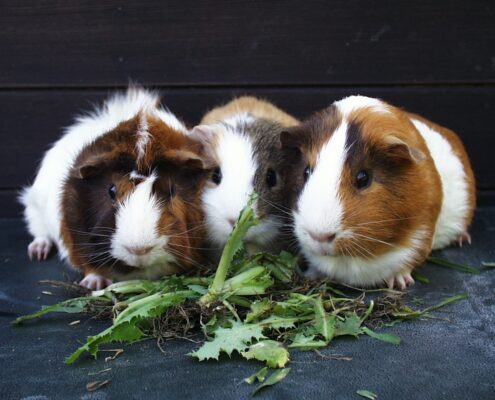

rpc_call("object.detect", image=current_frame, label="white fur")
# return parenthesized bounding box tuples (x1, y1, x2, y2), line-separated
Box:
(294, 121, 348, 256)
(201, 114, 280, 250)
(20, 87, 185, 272)
(411, 118, 470, 249)
(305, 228, 428, 286)
(294, 95, 427, 286)
(335, 95, 391, 116)
(111, 174, 175, 274)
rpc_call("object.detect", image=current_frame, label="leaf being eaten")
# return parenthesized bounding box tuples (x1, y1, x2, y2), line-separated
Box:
(252, 368, 291, 395)
(241, 340, 290, 368)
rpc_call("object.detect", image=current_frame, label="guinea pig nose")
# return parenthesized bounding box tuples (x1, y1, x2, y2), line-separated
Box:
(227, 218, 237, 227)
(308, 230, 336, 243)
(124, 245, 154, 256)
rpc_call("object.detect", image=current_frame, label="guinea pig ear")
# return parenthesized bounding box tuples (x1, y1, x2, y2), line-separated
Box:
(279, 129, 301, 149)
(189, 125, 217, 168)
(71, 156, 108, 179)
(162, 149, 209, 171)
(383, 135, 426, 163)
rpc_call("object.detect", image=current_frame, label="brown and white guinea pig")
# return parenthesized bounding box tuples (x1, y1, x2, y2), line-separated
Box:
(189, 96, 299, 254)
(280, 95, 475, 289)
(20, 87, 212, 290)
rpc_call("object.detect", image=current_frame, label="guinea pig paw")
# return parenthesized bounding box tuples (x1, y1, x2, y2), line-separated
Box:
(79, 273, 113, 291)
(28, 237, 53, 261)
(457, 232, 472, 247)
(386, 272, 414, 290)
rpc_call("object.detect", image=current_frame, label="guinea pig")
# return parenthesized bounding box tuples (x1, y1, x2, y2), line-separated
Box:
(280, 95, 475, 289)
(21, 87, 212, 290)
(190, 96, 299, 254)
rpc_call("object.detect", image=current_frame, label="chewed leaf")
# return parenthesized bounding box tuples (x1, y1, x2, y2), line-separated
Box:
(357, 389, 378, 399)
(190, 320, 265, 361)
(66, 290, 193, 364)
(245, 299, 272, 323)
(335, 312, 362, 337)
(245, 367, 269, 384)
(362, 327, 401, 345)
(288, 333, 327, 350)
(252, 368, 291, 395)
(13, 297, 106, 324)
(241, 340, 290, 368)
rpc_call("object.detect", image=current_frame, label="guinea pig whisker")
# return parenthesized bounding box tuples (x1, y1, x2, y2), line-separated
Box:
(348, 239, 374, 259)
(257, 196, 293, 217)
(352, 232, 397, 248)
(170, 242, 223, 251)
(166, 247, 207, 270)
(354, 217, 414, 227)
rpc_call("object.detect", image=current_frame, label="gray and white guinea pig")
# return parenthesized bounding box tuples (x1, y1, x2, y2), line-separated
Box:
(20, 87, 212, 290)
(280, 95, 475, 289)
(190, 96, 299, 254)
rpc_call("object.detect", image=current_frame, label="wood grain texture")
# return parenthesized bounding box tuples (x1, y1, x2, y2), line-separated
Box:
(0, 0, 494, 87)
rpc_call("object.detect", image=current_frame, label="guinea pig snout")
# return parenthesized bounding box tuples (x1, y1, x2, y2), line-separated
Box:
(124, 245, 154, 256)
(307, 230, 337, 244)
(227, 217, 236, 227)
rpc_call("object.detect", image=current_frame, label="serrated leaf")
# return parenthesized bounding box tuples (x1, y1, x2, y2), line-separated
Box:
(66, 290, 193, 364)
(245, 367, 269, 384)
(241, 340, 289, 368)
(245, 299, 273, 323)
(362, 327, 400, 345)
(252, 368, 291, 395)
(13, 297, 106, 324)
(335, 312, 362, 337)
(357, 389, 378, 399)
(288, 333, 327, 350)
(313, 296, 336, 342)
(190, 320, 266, 361)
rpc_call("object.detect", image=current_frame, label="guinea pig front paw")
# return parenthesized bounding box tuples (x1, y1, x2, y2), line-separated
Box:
(457, 232, 472, 247)
(386, 271, 414, 290)
(27, 236, 53, 261)
(79, 273, 113, 291)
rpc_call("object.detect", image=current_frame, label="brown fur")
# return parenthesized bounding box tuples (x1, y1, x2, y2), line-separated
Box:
(60, 114, 211, 279)
(201, 96, 299, 127)
(281, 99, 474, 281)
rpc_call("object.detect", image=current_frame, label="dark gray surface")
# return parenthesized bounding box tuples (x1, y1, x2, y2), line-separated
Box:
(1, 210, 494, 400)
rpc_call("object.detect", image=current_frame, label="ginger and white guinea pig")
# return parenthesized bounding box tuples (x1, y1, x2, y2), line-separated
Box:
(190, 96, 299, 254)
(280, 95, 475, 289)
(21, 87, 212, 290)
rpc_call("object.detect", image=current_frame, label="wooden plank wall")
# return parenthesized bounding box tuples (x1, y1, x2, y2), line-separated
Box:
(1, 0, 494, 218)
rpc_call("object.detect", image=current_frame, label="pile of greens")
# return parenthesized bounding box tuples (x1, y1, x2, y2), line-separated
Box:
(14, 194, 469, 394)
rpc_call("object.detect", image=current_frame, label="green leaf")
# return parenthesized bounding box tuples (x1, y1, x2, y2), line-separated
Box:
(245, 367, 269, 384)
(66, 290, 193, 364)
(335, 312, 362, 337)
(190, 320, 266, 361)
(357, 389, 378, 399)
(362, 327, 400, 345)
(199, 193, 260, 306)
(242, 340, 290, 368)
(252, 368, 291, 395)
(245, 299, 272, 323)
(313, 296, 336, 342)
(411, 271, 430, 284)
(13, 297, 106, 324)
(427, 256, 479, 274)
(288, 333, 328, 350)
(482, 261, 495, 268)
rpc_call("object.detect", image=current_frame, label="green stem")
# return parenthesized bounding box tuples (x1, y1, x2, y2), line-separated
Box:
(199, 193, 259, 306)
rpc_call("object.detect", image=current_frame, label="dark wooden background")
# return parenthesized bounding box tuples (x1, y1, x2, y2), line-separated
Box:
(1, 0, 494, 218)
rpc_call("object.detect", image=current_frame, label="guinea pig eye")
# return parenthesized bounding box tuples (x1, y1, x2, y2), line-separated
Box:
(108, 184, 117, 200)
(303, 165, 312, 182)
(355, 170, 372, 190)
(211, 167, 222, 185)
(266, 168, 277, 188)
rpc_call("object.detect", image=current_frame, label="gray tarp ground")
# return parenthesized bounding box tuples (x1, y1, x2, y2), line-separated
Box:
(1, 209, 494, 400)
